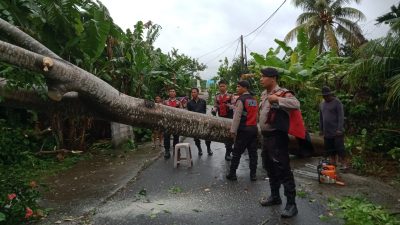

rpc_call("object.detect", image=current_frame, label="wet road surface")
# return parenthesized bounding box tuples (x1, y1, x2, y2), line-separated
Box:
(92, 138, 334, 225)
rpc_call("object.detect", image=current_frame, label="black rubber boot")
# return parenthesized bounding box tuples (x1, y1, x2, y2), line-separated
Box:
(259, 195, 282, 206)
(196, 144, 203, 156)
(250, 171, 257, 181)
(207, 147, 213, 156)
(226, 172, 237, 181)
(164, 150, 171, 159)
(281, 203, 298, 218)
(225, 147, 232, 161)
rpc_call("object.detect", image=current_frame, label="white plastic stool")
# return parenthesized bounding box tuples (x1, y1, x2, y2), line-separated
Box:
(173, 143, 193, 168)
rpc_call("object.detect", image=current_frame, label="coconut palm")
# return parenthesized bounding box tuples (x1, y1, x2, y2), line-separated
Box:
(285, 0, 367, 54)
(376, 2, 400, 33)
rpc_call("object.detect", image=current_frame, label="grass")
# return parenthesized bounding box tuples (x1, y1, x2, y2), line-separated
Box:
(328, 196, 400, 225)
(168, 186, 183, 194)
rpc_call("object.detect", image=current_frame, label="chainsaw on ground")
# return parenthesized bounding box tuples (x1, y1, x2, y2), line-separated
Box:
(294, 159, 345, 186)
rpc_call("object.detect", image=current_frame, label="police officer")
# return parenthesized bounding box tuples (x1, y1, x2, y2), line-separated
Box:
(187, 87, 213, 156)
(163, 88, 182, 159)
(258, 68, 300, 218)
(226, 80, 258, 181)
(211, 80, 234, 161)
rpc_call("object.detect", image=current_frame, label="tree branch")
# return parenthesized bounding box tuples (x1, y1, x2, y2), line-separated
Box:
(0, 18, 60, 59)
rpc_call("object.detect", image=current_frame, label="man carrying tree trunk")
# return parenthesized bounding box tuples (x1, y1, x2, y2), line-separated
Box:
(187, 87, 213, 156)
(211, 80, 234, 161)
(163, 88, 182, 159)
(258, 68, 300, 218)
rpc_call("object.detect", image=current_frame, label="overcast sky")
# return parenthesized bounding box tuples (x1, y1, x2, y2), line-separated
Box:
(99, 0, 398, 80)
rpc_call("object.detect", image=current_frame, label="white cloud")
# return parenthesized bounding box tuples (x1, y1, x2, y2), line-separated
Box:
(100, 0, 396, 80)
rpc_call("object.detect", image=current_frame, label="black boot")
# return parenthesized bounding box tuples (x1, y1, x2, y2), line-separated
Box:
(164, 150, 171, 159)
(259, 195, 282, 206)
(207, 147, 213, 156)
(226, 171, 237, 181)
(281, 203, 298, 218)
(196, 145, 203, 156)
(250, 172, 257, 181)
(225, 150, 232, 161)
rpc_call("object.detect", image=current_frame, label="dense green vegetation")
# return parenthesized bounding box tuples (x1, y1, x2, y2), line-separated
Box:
(210, 1, 400, 174)
(0, 0, 205, 223)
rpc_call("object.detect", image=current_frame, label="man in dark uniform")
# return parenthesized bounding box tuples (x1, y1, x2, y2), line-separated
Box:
(226, 80, 258, 181)
(258, 68, 300, 218)
(211, 80, 234, 161)
(187, 87, 213, 156)
(163, 88, 182, 159)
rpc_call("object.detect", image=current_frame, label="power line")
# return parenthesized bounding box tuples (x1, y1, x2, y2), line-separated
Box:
(197, 0, 286, 60)
(243, 0, 287, 38)
(232, 39, 241, 60)
(197, 37, 239, 59)
(204, 39, 239, 65)
(246, 0, 287, 49)
(199, 0, 286, 69)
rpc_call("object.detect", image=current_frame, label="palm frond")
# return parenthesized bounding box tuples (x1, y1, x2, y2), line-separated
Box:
(335, 7, 366, 21)
(284, 25, 305, 43)
(296, 12, 318, 25)
(331, 0, 361, 11)
(387, 73, 400, 106)
(376, 3, 400, 24)
(292, 0, 318, 11)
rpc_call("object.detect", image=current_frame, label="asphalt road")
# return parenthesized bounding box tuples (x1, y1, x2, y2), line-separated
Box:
(92, 138, 334, 225)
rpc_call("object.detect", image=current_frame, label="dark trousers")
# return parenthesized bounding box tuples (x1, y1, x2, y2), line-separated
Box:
(230, 127, 258, 174)
(164, 133, 179, 152)
(194, 139, 211, 151)
(324, 136, 345, 158)
(261, 130, 296, 203)
(220, 115, 233, 156)
(225, 141, 233, 156)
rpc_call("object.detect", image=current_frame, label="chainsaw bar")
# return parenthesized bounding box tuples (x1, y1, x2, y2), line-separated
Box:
(293, 169, 319, 179)
(305, 163, 318, 170)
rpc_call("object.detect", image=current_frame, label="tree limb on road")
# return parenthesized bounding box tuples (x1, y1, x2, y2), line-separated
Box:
(0, 18, 323, 154)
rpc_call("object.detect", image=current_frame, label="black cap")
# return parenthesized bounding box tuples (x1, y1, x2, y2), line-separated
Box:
(237, 80, 250, 88)
(321, 86, 333, 96)
(261, 67, 279, 77)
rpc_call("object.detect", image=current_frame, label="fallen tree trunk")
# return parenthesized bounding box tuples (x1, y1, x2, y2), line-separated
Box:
(0, 19, 324, 155)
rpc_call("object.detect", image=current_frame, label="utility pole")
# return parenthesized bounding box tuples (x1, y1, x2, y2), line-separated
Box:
(244, 45, 248, 72)
(240, 35, 244, 76)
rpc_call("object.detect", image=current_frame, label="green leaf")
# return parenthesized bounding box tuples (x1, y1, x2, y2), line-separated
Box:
(0, 212, 6, 222)
(304, 46, 318, 68)
(138, 188, 147, 196)
(250, 52, 267, 66)
(296, 26, 309, 55)
(290, 52, 298, 65)
(274, 39, 292, 55)
(168, 186, 182, 194)
(79, 10, 111, 60)
(265, 56, 287, 69)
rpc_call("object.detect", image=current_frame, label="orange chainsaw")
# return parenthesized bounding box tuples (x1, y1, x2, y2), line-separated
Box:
(316, 160, 345, 186)
(294, 160, 345, 186)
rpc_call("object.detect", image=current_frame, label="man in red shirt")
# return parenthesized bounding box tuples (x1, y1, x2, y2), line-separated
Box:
(163, 88, 182, 159)
(211, 80, 234, 161)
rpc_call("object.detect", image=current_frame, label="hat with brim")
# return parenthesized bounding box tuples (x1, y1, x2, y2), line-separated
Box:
(320, 86, 334, 96)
